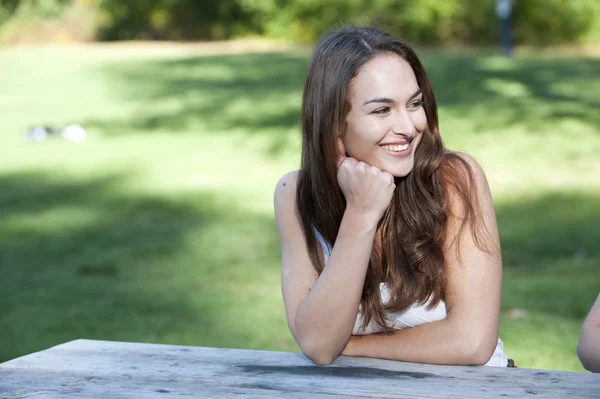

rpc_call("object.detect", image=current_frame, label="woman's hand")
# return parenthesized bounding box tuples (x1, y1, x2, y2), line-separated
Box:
(337, 157, 396, 224)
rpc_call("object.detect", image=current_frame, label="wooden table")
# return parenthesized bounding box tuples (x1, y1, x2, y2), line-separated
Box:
(1, 339, 598, 398)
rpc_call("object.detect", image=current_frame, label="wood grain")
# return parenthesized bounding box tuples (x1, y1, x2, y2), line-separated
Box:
(0, 368, 364, 399)
(1, 339, 598, 398)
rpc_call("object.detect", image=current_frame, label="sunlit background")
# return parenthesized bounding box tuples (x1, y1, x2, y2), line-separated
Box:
(1, 0, 599, 371)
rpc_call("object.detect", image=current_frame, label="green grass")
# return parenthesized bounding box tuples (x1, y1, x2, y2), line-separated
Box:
(0, 43, 598, 372)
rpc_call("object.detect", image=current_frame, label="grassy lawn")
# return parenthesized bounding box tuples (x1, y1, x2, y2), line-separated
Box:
(0, 42, 598, 371)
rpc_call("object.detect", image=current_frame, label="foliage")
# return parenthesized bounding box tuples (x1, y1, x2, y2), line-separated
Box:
(1, 0, 599, 44)
(236, 0, 600, 45)
(96, 0, 250, 40)
(513, 0, 600, 45)
(0, 0, 98, 43)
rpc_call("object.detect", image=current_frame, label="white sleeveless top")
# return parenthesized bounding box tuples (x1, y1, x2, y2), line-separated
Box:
(315, 229, 508, 367)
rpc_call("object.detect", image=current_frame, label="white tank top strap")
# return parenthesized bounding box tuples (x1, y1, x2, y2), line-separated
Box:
(314, 227, 332, 262)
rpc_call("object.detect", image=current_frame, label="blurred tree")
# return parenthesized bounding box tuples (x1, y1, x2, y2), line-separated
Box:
(0, 0, 97, 43)
(0, 0, 20, 13)
(97, 0, 251, 40)
(513, 0, 600, 45)
(237, 0, 599, 45)
(1, 0, 72, 17)
(1, 0, 599, 44)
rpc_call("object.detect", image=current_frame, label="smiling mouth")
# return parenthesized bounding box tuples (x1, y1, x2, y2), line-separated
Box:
(381, 143, 409, 152)
(380, 134, 416, 153)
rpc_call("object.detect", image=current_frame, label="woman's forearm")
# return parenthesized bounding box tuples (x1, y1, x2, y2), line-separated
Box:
(294, 209, 377, 365)
(343, 318, 498, 366)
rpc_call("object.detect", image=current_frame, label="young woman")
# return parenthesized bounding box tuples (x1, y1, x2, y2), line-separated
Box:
(274, 26, 511, 367)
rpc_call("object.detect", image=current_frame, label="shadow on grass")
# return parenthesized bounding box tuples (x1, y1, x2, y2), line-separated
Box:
(0, 171, 284, 363)
(496, 190, 600, 320)
(0, 172, 203, 276)
(84, 52, 308, 151)
(422, 52, 600, 132)
(1, 169, 597, 364)
(494, 190, 599, 370)
(82, 51, 599, 150)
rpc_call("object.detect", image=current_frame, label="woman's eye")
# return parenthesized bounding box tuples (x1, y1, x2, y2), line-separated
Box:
(409, 99, 424, 109)
(371, 107, 391, 115)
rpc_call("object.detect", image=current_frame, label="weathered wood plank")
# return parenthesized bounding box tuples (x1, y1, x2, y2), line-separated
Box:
(0, 368, 367, 399)
(2, 339, 599, 399)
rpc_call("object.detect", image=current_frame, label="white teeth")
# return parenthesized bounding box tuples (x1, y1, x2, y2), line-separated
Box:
(382, 143, 409, 152)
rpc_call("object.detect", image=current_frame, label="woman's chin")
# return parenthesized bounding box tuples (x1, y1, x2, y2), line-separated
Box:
(384, 163, 415, 178)
(391, 171, 412, 179)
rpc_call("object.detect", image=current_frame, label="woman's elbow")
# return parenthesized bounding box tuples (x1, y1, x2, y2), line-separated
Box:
(577, 333, 600, 372)
(460, 333, 498, 366)
(306, 352, 335, 366)
(299, 341, 336, 365)
(577, 344, 592, 372)
(293, 323, 343, 365)
(467, 347, 496, 366)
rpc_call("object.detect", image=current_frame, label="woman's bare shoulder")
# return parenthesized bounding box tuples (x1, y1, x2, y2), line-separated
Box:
(442, 151, 490, 194)
(277, 170, 300, 187)
(274, 170, 300, 213)
(448, 151, 487, 178)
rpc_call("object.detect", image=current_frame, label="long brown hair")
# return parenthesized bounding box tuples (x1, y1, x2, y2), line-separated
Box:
(296, 26, 492, 330)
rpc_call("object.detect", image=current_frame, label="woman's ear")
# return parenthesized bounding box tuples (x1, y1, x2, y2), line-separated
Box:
(337, 135, 346, 167)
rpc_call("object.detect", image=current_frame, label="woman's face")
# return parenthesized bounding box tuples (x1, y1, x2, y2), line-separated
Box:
(341, 52, 427, 177)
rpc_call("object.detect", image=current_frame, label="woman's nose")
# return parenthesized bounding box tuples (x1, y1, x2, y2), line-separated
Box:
(390, 112, 417, 137)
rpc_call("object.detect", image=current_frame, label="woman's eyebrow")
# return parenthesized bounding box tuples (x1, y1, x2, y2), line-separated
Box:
(408, 89, 423, 101)
(362, 89, 422, 106)
(362, 97, 394, 106)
